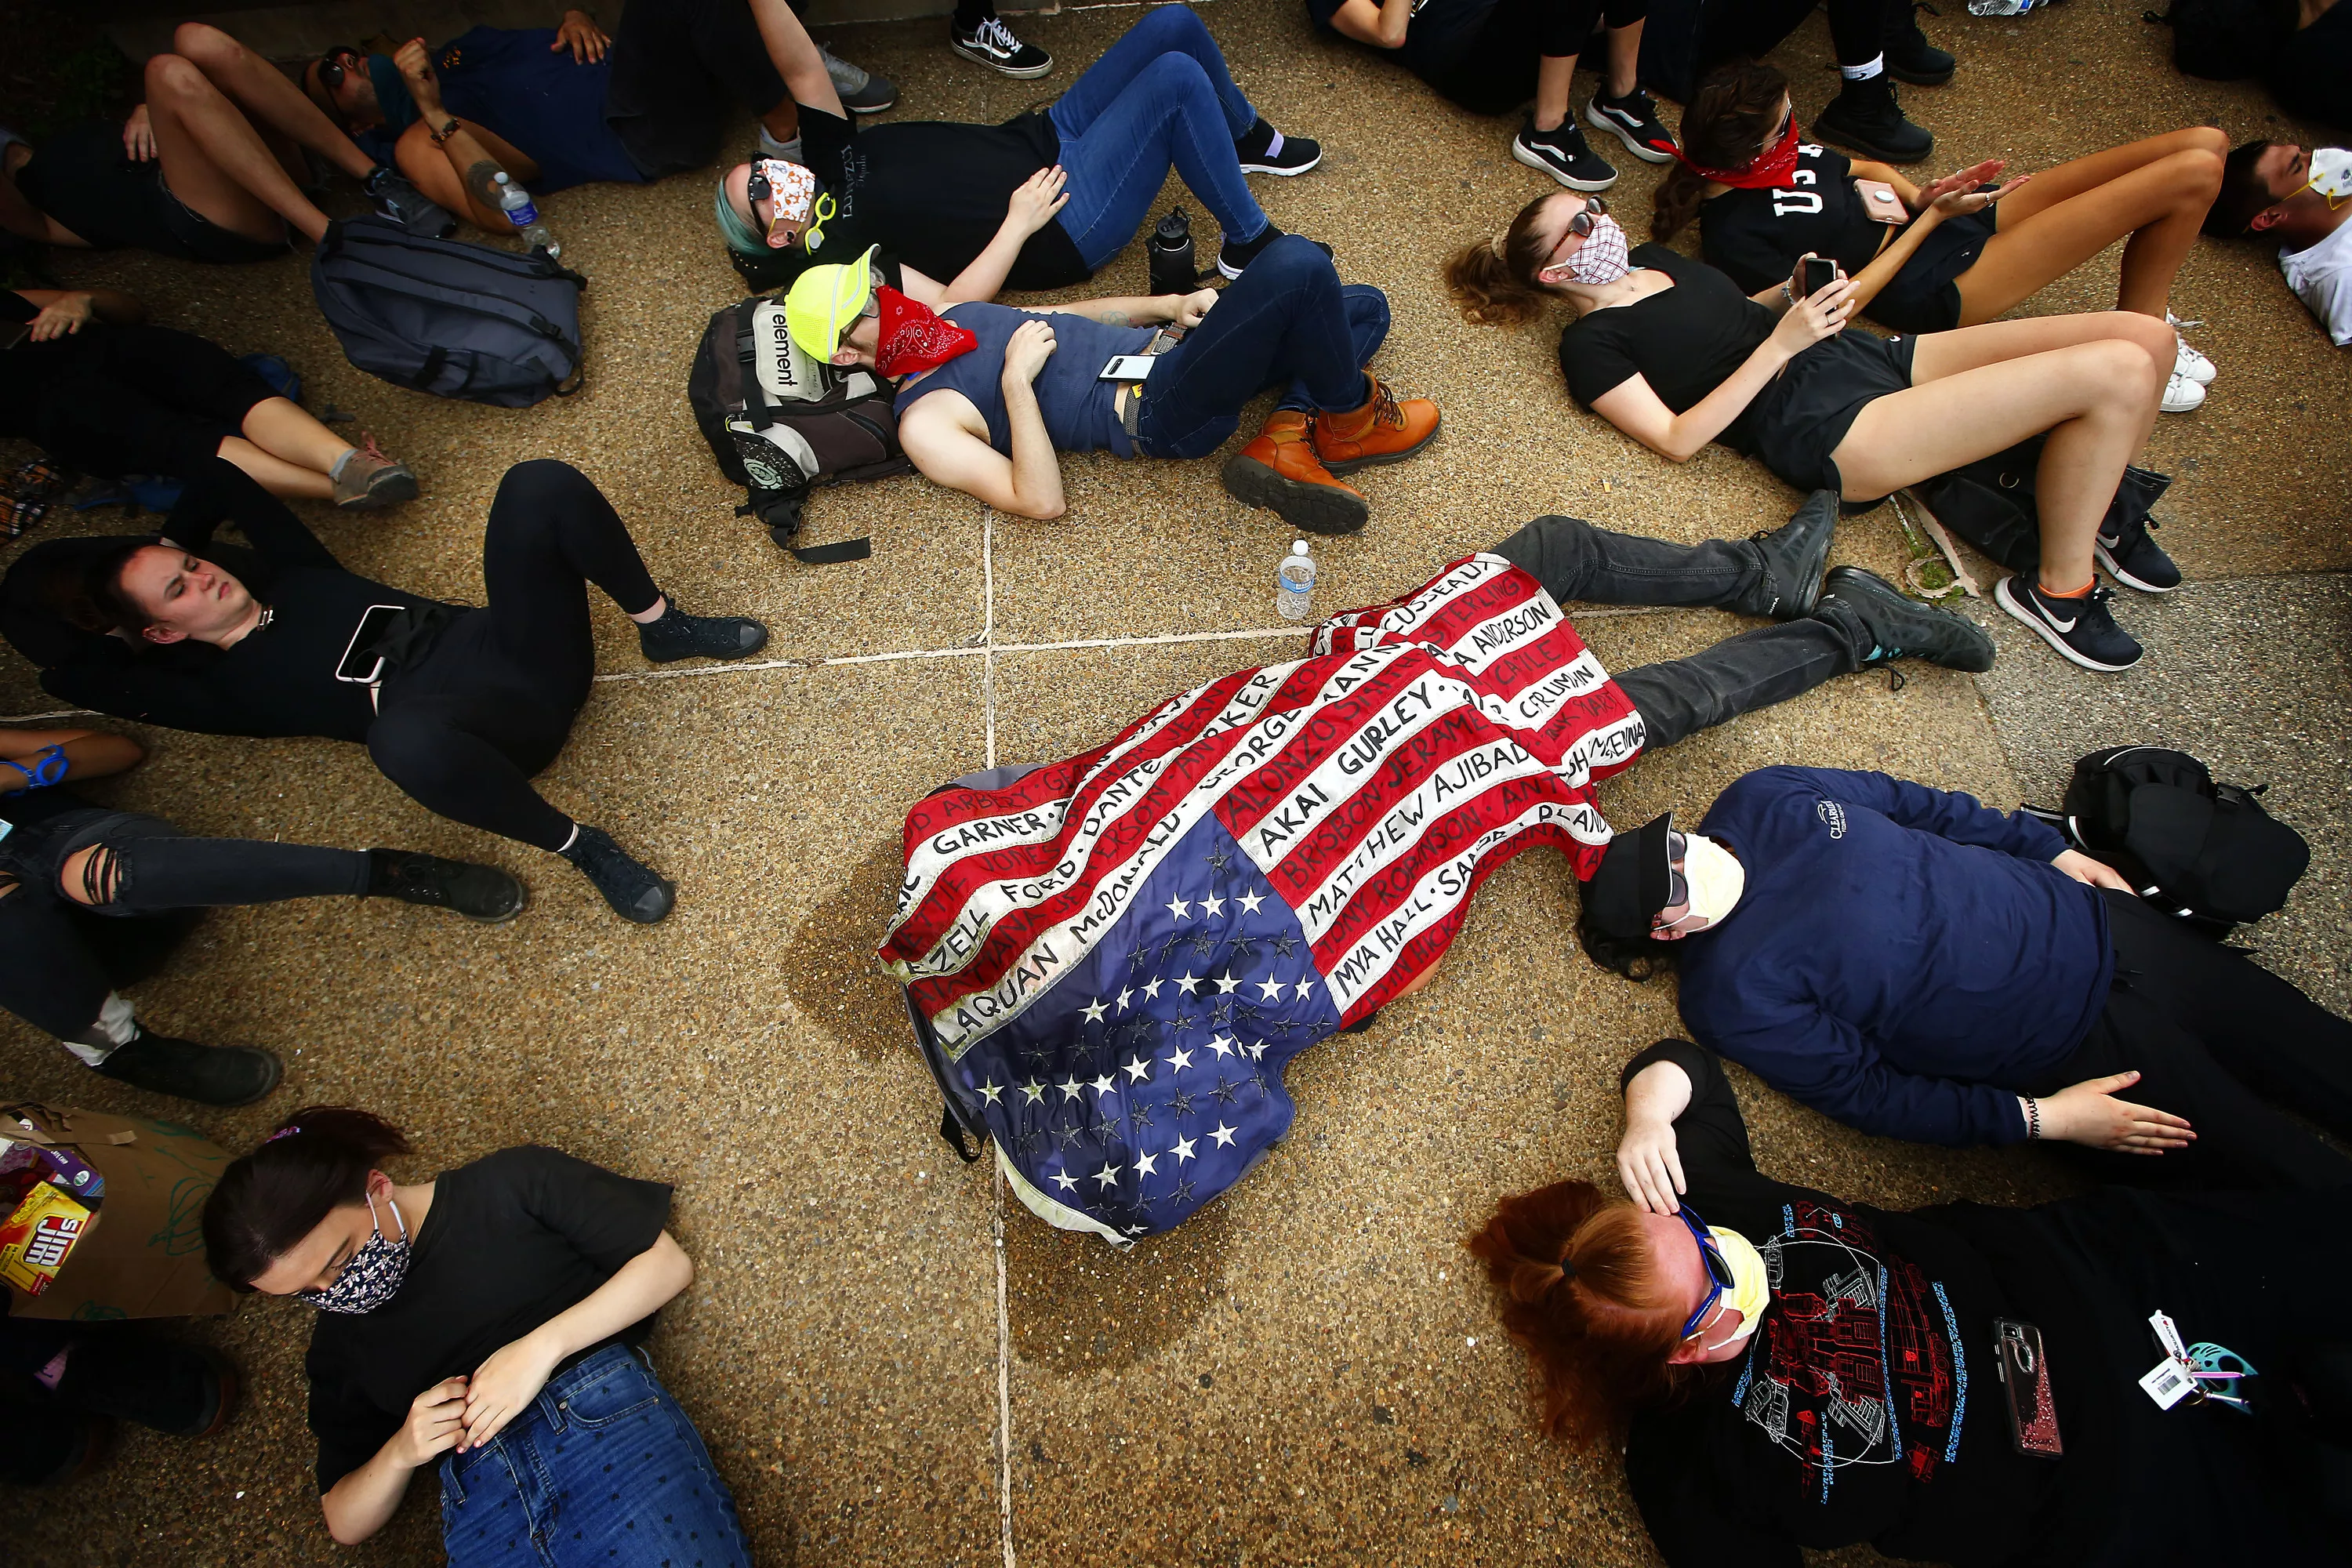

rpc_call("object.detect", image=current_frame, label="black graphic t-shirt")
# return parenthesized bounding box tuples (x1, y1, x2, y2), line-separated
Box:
(1697, 144, 1888, 297)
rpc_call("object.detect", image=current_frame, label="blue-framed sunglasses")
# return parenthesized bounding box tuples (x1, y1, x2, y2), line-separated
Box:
(1674, 1201, 1738, 1340)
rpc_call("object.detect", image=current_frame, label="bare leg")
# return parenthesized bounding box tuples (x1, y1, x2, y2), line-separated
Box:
(1958, 133, 2227, 323)
(216, 437, 333, 500)
(143, 54, 332, 243)
(1604, 20, 1643, 98)
(1831, 314, 2169, 588)
(394, 118, 536, 231)
(239, 397, 354, 474)
(170, 24, 377, 183)
(1533, 55, 1577, 132)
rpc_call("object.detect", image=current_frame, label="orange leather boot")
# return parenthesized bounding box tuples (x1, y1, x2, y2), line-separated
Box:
(1311, 372, 1442, 474)
(1219, 409, 1370, 535)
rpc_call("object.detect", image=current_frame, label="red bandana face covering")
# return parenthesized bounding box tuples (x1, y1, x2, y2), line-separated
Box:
(873, 286, 979, 379)
(1678, 112, 1803, 189)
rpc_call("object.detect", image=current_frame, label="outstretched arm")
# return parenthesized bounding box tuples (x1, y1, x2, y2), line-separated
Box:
(745, 0, 846, 119)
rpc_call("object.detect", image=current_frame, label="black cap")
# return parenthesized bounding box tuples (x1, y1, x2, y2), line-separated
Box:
(1581, 811, 1675, 941)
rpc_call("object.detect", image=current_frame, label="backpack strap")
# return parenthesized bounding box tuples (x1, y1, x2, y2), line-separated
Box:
(938, 1102, 982, 1163)
(734, 492, 870, 564)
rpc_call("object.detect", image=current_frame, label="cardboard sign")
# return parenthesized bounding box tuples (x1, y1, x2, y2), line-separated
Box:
(0, 1105, 237, 1319)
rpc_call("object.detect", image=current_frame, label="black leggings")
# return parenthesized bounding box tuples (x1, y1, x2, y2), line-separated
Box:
(1432, 0, 1649, 116)
(366, 460, 659, 854)
(1827, 0, 1894, 68)
(0, 807, 370, 1043)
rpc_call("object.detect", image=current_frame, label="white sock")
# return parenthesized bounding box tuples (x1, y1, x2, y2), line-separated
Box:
(1841, 54, 1886, 82)
(759, 127, 802, 165)
(64, 992, 137, 1066)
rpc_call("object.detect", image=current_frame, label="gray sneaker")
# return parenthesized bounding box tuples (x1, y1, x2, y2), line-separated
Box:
(820, 42, 897, 114)
(331, 438, 419, 510)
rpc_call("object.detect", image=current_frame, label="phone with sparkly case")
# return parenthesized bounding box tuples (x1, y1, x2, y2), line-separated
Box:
(1994, 1318, 2063, 1457)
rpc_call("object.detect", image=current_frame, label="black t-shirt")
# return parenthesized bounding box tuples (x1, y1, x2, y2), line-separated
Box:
(0, 291, 80, 442)
(742, 106, 1089, 295)
(303, 1145, 672, 1491)
(1301, 0, 1500, 77)
(10, 121, 176, 254)
(1697, 145, 1887, 296)
(1555, 244, 1775, 448)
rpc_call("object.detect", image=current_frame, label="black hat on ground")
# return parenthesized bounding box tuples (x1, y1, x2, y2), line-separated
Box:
(1581, 811, 1675, 942)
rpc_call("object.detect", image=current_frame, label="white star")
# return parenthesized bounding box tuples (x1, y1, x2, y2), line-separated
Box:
(1162, 1046, 1195, 1073)
(1056, 1075, 1085, 1102)
(1258, 978, 1287, 1000)
(1206, 1035, 1236, 1059)
(1125, 1224, 1150, 1236)
(1142, 978, 1164, 1000)
(1089, 1073, 1118, 1098)
(1247, 1039, 1268, 1060)
(1122, 1054, 1152, 1083)
(1081, 996, 1108, 1023)
(1294, 978, 1317, 999)
(1238, 891, 1265, 913)
(1019, 1079, 1046, 1105)
(978, 1079, 1004, 1105)
(1092, 1162, 1123, 1191)
(1213, 975, 1243, 994)
(1134, 1150, 1160, 1178)
(1175, 971, 1201, 995)
(1209, 1121, 1239, 1148)
(1050, 1169, 1079, 1192)
(1200, 893, 1226, 917)
(1170, 1134, 1199, 1163)
(1166, 896, 1191, 920)
(1115, 987, 1134, 1012)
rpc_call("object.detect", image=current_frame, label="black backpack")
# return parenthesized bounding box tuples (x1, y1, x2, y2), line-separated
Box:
(310, 217, 585, 408)
(1904, 435, 2170, 575)
(686, 294, 909, 564)
(2034, 745, 2310, 935)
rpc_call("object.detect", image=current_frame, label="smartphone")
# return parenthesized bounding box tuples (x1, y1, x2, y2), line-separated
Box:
(336, 604, 408, 684)
(0, 322, 28, 352)
(1993, 1318, 2063, 1457)
(1855, 179, 1908, 224)
(1098, 354, 1160, 383)
(1799, 256, 1842, 301)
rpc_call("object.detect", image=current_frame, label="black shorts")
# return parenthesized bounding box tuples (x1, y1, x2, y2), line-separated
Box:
(1864, 209, 1996, 335)
(13, 128, 288, 264)
(150, 167, 289, 263)
(1739, 328, 1918, 496)
(33, 325, 280, 480)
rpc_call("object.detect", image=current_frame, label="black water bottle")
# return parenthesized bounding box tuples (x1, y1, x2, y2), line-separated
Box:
(1148, 207, 1196, 296)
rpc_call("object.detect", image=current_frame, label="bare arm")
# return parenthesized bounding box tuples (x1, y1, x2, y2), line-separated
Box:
(394, 41, 535, 230)
(1844, 162, 2021, 314)
(748, 0, 847, 119)
(898, 387, 1069, 521)
(1042, 294, 1181, 327)
(1592, 277, 1858, 462)
(0, 726, 144, 783)
(12, 288, 147, 341)
(1325, 0, 1414, 48)
(1617, 1058, 1695, 1214)
(1847, 158, 1923, 207)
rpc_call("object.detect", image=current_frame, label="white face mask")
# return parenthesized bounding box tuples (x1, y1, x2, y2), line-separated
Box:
(1670, 833, 1746, 931)
(2303, 147, 2352, 207)
(1704, 1225, 1768, 1348)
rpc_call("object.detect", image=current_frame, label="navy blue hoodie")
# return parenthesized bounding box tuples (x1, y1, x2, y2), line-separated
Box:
(1676, 767, 2111, 1147)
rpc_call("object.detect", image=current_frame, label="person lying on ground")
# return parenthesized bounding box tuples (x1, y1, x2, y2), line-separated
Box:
(1470, 1039, 2352, 1568)
(0, 27, 448, 262)
(3, 286, 414, 506)
(2, 459, 764, 925)
(0, 1310, 238, 1487)
(1304, 0, 1675, 191)
(883, 497, 1989, 1240)
(1444, 193, 2185, 672)
(203, 1108, 749, 1562)
(1658, 58, 2224, 404)
(716, 4, 1322, 297)
(786, 238, 1433, 535)
(2205, 140, 2352, 347)
(1573, 764, 2352, 1191)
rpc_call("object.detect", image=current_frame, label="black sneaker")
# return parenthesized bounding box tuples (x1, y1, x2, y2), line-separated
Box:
(1812, 74, 1933, 165)
(96, 1031, 283, 1106)
(1512, 118, 1617, 191)
(19, 1413, 110, 1486)
(365, 165, 455, 238)
(1885, 2, 1957, 86)
(1216, 226, 1332, 281)
(1234, 118, 1321, 176)
(951, 15, 1051, 78)
(1819, 565, 1995, 672)
(1731, 488, 1838, 619)
(2095, 511, 2182, 593)
(1584, 89, 1677, 163)
(638, 602, 769, 663)
(1994, 574, 2143, 671)
(560, 823, 676, 924)
(367, 849, 527, 924)
(58, 1338, 238, 1439)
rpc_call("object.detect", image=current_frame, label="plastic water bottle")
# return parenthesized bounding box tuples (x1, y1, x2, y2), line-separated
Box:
(1965, 0, 2033, 14)
(1275, 539, 1316, 622)
(494, 171, 559, 260)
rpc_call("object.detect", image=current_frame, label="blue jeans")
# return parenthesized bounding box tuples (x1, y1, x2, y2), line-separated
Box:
(1046, 5, 1268, 272)
(1134, 237, 1388, 459)
(438, 1345, 750, 1568)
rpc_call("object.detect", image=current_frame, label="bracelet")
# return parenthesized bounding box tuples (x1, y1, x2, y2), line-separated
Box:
(429, 118, 460, 145)
(1780, 281, 1795, 305)
(2022, 1097, 2042, 1141)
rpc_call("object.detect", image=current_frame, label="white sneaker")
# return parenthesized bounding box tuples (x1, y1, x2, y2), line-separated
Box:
(2167, 312, 2216, 384)
(2160, 370, 2206, 414)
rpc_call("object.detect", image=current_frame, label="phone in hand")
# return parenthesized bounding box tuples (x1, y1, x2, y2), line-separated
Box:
(1799, 255, 1842, 301)
(336, 604, 408, 684)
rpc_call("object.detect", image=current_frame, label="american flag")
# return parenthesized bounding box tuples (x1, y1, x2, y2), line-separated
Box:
(879, 554, 1646, 1242)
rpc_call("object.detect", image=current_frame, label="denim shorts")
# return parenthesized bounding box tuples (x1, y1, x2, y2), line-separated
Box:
(437, 1344, 750, 1568)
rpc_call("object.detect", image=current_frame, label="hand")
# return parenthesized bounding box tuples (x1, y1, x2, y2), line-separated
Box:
(1913, 159, 2029, 219)
(1005, 165, 1069, 238)
(393, 38, 445, 114)
(121, 104, 156, 162)
(552, 10, 611, 62)
(1616, 1112, 1686, 1214)
(1172, 287, 1219, 330)
(393, 1377, 470, 1468)
(26, 293, 95, 342)
(2053, 848, 2134, 892)
(1001, 318, 1058, 384)
(2037, 1070, 2195, 1154)
(460, 1333, 563, 1451)
(1769, 270, 1855, 355)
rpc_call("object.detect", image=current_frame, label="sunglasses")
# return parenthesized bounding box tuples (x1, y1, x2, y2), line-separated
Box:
(314, 45, 364, 92)
(1674, 1202, 1738, 1340)
(1565, 195, 1610, 239)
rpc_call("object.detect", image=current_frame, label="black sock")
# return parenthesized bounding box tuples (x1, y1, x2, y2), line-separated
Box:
(953, 0, 994, 31)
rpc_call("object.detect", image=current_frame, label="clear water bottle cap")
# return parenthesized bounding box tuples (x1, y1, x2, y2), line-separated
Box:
(1290, 540, 1309, 556)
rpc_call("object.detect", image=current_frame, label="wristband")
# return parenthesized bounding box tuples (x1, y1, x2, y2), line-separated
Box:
(429, 118, 461, 146)
(1780, 281, 1794, 305)
(1, 744, 68, 796)
(2023, 1097, 2042, 1141)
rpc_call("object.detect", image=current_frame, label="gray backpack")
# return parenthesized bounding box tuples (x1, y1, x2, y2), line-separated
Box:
(311, 216, 585, 408)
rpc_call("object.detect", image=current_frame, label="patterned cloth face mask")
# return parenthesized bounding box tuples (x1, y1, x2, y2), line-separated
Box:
(1562, 212, 1633, 287)
(296, 1189, 412, 1314)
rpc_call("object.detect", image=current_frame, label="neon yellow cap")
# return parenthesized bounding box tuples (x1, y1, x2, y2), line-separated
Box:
(783, 244, 881, 361)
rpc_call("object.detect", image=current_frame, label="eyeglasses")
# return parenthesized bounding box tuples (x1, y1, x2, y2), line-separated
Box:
(1674, 1202, 1738, 1340)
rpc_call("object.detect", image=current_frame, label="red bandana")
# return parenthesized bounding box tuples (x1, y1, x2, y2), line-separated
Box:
(873, 286, 978, 379)
(1676, 114, 1804, 190)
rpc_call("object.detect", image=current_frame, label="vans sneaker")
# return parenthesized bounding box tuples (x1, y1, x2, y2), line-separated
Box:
(1512, 118, 1617, 191)
(1995, 574, 2143, 671)
(952, 15, 1052, 78)
(2095, 512, 2183, 593)
(1584, 89, 1677, 162)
